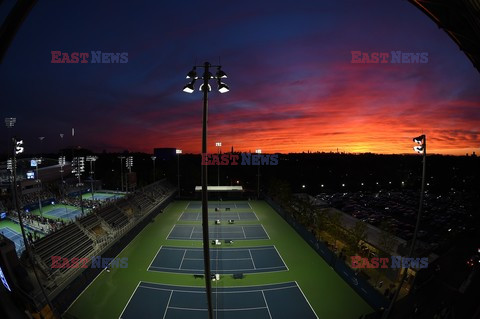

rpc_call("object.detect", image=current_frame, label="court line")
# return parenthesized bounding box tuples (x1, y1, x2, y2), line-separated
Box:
(118, 281, 141, 319)
(183, 257, 252, 261)
(260, 224, 270, 239)
(165, 225, 176, 240)
(139, 281, 298, 294)
(261, 290, 273, 319)
(160, 246, 282, 252)
(146, 245, 163, 271)
(178, 249, 187, 269)
(242, 226, 247, 239)
(148, 265, 286, 272)
(294, 281, 319, 319)
(168, 306, 268, 312)
(162, 290, 173, 319)
(188, 226, 195, 239)
(273, 245, 289, 271)
(248, 249, 257, 270)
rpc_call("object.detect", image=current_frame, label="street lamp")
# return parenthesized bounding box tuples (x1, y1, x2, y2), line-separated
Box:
(383, 134, 426, 318)
(176, 149, 182, 197)
(86, 156, 98, 200)
(216, 142, 222, 186)
(183, 62, 229, 319)
(255, 149, 262, 198)
(151, 156, 156, 183)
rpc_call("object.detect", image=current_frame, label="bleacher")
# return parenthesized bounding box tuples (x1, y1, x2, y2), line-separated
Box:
(32, 223, 93, 275)
(96, 205, 128, 229)
(79, 213, 101, 230)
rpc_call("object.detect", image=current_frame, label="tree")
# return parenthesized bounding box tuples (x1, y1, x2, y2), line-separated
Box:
(349, 221, 368, 254)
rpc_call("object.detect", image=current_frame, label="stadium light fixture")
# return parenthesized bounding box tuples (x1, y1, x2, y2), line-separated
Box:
(86, 156, 98, 199)
(383, 134, 427, 319)
(5, 117, 16, 128)
(118, 156, 125, 192)
(182, 61, 230, 319)
(186, 67, 197, 79)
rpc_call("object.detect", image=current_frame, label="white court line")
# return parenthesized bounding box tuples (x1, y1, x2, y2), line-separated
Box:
(178, 249, 188, 269)
(168, 306, 268, 312)
(260, 224, 270, 239)
(65, 203, 158, 315)
(188, 227, 195, 239)
(118, 281, 141, 319)
(146, 245, 164, 271)
(261, 291, 273, 319)
(273, 245, 289, 271)
(294, 281, 319, 319)
(139, 281, 297, 294)
(148, 265, 286, 272)
(241, 226, 247, 239)
(162, 291, 173, 319)
(248, 249, 257, 270)
(165, 225, 176, 240)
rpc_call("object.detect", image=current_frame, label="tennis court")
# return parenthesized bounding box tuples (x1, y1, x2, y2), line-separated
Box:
(119, 281, 318, 319)
(187, 202, 252, 210)
(148, 246, 287, 274)
(167, 224, 269, 240)
(82, 192, 124, 201)
(42, 206, 83, 220)
(179, 211, 258, 221)
(0, 226, 25, 253)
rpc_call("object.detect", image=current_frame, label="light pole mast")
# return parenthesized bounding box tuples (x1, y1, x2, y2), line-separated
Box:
(118, 156, 125, 192)
(255, 149, 262, 199)
(183, 61, 229, 319)
(382, 134, 426, 318)
(176, 149, 182, 197)
(216, 142, 222, 186)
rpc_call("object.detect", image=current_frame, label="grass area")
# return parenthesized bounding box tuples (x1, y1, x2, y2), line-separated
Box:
(66, 200, 372, 319)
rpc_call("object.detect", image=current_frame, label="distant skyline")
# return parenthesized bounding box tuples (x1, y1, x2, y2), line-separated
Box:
(1, 0, 479, 155)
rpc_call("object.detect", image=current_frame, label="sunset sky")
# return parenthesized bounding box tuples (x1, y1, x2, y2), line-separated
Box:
(1, 0, 479, 155)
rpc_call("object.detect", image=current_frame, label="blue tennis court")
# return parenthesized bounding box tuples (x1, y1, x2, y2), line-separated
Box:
(119, 281, 318, 319)
(187, 202, 252, 210)
(43, 207, 83, 220)
(167, 225, 269, 240)
(179, 211, 258, 221)
(83, 192, 123, 201)
(0, 227, 25, 253)
(148, 246, 287, 274)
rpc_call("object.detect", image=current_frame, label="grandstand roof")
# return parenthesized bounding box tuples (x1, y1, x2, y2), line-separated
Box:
(409, 0, 480, 73)
(194, 186, 243, 192)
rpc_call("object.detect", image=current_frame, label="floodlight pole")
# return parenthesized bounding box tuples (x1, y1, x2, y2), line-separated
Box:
(201, 62, 214, 319)
(382, 136, 426, 319)
(184, 61, 229, 319)
(118, 156, 125, 192)
(11, 138, 57, 316)
(151, 156, 156, 183)
(176, 150, 182, 197)
(256, 149, 261, 199)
